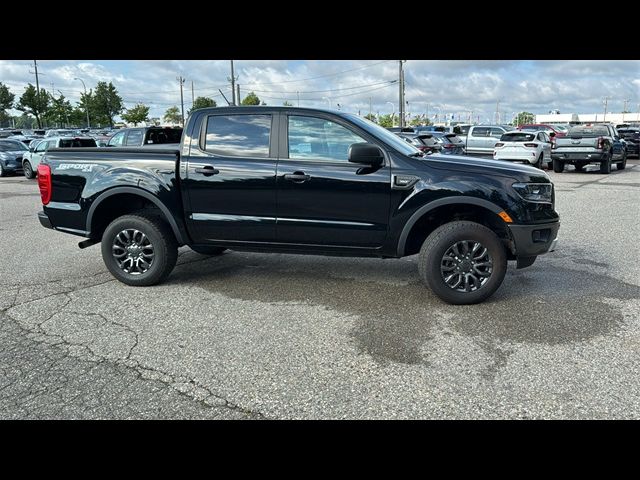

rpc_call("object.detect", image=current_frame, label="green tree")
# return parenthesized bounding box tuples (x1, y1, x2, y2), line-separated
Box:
(283, 100, 293, 106)
(121, 103, 150, 126)
(364, 113, 377, 122)
(189, 96, 216, 114)
(241, 91, 261, 106)
(17, 84, 50, 128)
(14, 113, 35, 129)
(92, 81, 124, 128)
(378, 114, 395, 128)
(0, 83, 15, 119)
(45, 94, 74, 127)
(513, 111, 534, 127)
(163, 106, 182, 125)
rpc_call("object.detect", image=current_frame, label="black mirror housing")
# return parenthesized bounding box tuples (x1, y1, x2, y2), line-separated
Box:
(348, 142, 384, 167)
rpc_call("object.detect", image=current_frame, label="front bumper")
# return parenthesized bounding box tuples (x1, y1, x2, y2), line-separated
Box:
(38, 211, 53, 230)
(508, 221, 560, 258)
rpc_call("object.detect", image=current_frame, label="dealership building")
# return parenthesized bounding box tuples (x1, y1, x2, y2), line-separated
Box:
(535, 112, 640, 125)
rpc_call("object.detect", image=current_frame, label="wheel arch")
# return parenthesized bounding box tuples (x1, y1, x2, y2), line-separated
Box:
(396, 196, 508, 257)
(86, 187, 185, 245)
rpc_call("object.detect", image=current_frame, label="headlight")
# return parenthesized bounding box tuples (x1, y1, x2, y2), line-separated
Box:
(512, 182, 553, 203)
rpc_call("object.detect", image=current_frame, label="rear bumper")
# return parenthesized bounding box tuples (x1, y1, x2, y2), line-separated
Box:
(551, 151, 604, 162)
(494, 151, 539, 164)
(508, 221, 560, 257)
(38, 210, 53, 230)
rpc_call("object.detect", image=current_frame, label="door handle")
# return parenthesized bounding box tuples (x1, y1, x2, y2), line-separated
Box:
(194, 166, 219, 176)
(284, 172, 310, 183)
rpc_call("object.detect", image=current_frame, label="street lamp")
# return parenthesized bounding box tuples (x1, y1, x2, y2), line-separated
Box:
(322, 96, 332, 108)
(386, 101, 395, 126)
(74, 77, 90, 128)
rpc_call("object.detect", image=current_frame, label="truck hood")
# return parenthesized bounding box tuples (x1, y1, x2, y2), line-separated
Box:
(421, 153, 551, 182)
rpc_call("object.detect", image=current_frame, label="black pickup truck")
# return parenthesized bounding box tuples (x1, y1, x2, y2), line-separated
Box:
(37, 107, 559, 304)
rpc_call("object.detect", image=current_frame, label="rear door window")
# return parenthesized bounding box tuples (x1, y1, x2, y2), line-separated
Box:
(489, 127, 505, 138)
(471, 127, 488, 137)
(125, 130, 143, 146)
(204, 114, 272, 157)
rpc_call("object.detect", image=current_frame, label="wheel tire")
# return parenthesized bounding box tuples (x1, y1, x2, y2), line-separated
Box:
(616, 151, 627, 170)
(23, 161, 35, 179)
(574, 162, 585, 172)
(101, 213, 178, 286)
(0, 163, 6, 177)
(552, 158, 564, 173)
(533, 154, 543, 169)
(546, 162, 553, 170)
(600, 152, 612, 174)
(417, 221, 507, 305)
(190, 246, 227, 255)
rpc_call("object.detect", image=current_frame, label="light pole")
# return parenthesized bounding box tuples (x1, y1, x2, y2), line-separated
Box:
(322, 96, 332, 108)
(74, 77, 90, 128)
(432, 105, 441, 124)
(386, 101, 395, 126)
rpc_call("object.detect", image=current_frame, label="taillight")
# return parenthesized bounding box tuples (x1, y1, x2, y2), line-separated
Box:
(444, 143, 455, 149)
(494, 142, 505, 147)
(37, 164, 51, 205)
(524, 143, 538, 148)
(597, 137, 605, 149)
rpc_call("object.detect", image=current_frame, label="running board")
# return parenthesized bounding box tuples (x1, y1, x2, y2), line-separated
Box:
(78, 239, 100, 249)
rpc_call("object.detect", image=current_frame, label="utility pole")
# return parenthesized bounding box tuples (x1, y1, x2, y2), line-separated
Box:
(191, 80, 195, 107)
(622, 98, 630, 122)
(229, 60, 237, 106)
(177, 76, 185, 127)
(29, 60, 45, 128)
(237, 84, 241, 106)
(369, 97, 372, 119)
(399, 60, 406, 127)
(495, 100, 500, 124)
(602, 96, 610, 122)
(297, 91, 300, 107)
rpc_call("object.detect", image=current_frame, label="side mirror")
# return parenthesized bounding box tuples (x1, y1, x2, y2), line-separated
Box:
(549, 132, 556, 137)
(348, 143, 384, 167)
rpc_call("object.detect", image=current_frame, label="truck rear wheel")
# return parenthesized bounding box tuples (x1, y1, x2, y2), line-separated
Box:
(552, 158, 564, 173)
(600, 152, 612, 174)
(101, 213, 178, 286)
(417, 221, 507, 305)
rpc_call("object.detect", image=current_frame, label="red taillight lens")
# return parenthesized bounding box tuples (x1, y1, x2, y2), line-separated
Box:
(37, 164, 51, 205)
(597, 137, 604, 149)
(494, 142, 504, 147)
(524, 143, 538, 148)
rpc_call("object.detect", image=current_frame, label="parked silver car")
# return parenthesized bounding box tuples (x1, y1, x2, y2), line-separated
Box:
(465, 125, 516, 155)
(22, 136, 97, 179)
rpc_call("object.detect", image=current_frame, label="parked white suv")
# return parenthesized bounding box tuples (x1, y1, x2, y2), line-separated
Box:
(22, 136, 97, 179)
(493, 130, 553, 169)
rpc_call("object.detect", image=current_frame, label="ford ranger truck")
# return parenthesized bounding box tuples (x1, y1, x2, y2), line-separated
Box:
(37, 107, 559, 304)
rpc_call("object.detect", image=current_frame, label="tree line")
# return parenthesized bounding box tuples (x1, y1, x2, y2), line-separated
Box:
(0, 81, 269, 129)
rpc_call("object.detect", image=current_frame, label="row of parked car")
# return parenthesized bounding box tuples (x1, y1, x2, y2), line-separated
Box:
(388, 122, 640, 174)
(0, 126, 184, 178)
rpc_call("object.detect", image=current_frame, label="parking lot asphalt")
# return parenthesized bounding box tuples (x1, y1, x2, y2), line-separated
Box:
(1, 160, 639, 419)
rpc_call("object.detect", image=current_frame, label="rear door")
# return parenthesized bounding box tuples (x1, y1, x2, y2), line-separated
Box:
(467, 127, 488, 152)
(183, 112, 277, 243)
(275, 113, 390, 248)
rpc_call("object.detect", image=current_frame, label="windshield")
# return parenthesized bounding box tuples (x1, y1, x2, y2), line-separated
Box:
(554, 125, 569, 132)
(0, 140, 28, 151)
(345, 114, 422, 156)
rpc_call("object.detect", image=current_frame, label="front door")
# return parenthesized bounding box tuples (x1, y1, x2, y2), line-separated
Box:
(184, 112, 277, 243)
(276, 113, 390, 248)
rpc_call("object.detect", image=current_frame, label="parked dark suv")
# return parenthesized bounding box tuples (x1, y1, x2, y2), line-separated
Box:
(107, 127, 183, 148)
(618, 128, 640, 158)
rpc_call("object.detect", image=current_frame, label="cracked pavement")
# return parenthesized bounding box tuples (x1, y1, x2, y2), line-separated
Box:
(1, 160, 639, 419)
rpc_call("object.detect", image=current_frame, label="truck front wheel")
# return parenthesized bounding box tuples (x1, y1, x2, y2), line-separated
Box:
(418, 221, 507, 305)
(101, 213, 178, 286)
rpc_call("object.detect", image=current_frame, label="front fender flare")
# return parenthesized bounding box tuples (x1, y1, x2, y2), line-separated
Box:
(396, 196, 504, 256)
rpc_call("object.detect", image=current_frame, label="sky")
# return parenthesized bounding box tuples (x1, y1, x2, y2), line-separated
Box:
(1, 60, 639, 123)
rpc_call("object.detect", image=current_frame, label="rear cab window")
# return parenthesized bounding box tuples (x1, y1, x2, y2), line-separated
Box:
(501, 132, 536, 142)
(59, 138, 97, 148)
